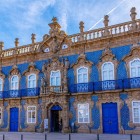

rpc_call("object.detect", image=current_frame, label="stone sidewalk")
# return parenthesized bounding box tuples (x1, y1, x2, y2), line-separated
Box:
(0, 132, 139, 140)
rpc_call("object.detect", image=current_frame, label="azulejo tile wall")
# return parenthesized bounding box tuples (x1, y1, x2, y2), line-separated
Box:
(0, 8, 140, 134)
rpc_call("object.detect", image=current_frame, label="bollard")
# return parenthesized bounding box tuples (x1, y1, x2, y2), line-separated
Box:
(3, 134, 5, 140)
(21, 134, 23, 140)
(69, 133, 71, 140)
(45, 134, 47, 140)
(130, 134, 132, 140)
(97, 134, 99, 140)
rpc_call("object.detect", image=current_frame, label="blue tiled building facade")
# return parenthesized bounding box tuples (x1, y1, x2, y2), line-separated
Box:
(0, 7, 140, 134)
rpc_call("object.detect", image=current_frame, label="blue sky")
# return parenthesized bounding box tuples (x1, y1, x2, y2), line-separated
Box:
(0, 0, 139, 49)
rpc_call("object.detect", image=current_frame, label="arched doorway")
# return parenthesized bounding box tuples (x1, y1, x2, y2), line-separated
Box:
(50, 105, 62, 132)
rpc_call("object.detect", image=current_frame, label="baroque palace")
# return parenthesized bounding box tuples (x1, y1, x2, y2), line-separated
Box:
(0, 7, 140, 134)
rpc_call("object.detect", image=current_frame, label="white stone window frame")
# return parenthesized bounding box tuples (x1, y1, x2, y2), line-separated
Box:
(0, 107, 2, 124)
(129, 58, 140, 78)
(77, 66, 88, 84)
(101, 62, 114, 81)
(0, 78, 3, 91)
(27, 74, 36, 88)
(11, 75, 19, 90)
(132, 101, 140, 123)
(78, 103, 90, 123)
(50, 70, 61, 86)
(27, 106, 36, 124)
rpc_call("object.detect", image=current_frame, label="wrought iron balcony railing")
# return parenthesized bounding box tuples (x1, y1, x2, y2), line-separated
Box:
(0, 87, 40, 99)
(94, 79, 123, 91)
(50, 86, 63, 93)
(21, 87, 40, 97)
(69, 82, 94, 93)
(69, 79, 123, 93)
(123, 77, 140, 89)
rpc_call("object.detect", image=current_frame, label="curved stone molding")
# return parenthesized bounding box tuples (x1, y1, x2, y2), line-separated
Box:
(9, 65, 21, 89)
(120, 93, 135, 130)
(23, 62, 39, 87)
(20, 100, 28, 129)
(42, 56, 69, 93)
(91, 96, 100, 130)
(1, 101, 8, 129)
(97, 45, 118, 80)
(123, 44, 140, 78)
(71, 53, 93, 83)
(23, 62, 39, 76)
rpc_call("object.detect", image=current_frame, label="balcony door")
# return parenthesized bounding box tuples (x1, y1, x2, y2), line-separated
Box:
(130, 59, 140, 88)
(102, 62, 115, 90)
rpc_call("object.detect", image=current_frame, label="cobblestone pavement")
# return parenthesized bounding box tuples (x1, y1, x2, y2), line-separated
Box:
(0, 132, 139, 140)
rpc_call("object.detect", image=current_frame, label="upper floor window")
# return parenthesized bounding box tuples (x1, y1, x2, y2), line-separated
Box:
(132, 101, 140, 123)
(27, 106, 36, 123)
(0, 78, 3, 91)
(50, 70, 61, 86)
(78, 103, 89, 123)
(102, 62, 114, 81)
(130, 59, 140, 78)
(77, 67, 88, 83)
(11, 75, 19, 90)
(28, 74, 36, 88)
(0, 107, 2, 124)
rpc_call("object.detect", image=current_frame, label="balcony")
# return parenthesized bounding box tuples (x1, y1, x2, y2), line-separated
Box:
(21, 87, 40, 97)
(50, 86, 63, 93)
(0, 87, 40, 99)
(69, 79, 123, 93)
(4, 90, 20, 98)
(94, 79, 123, 91)
(69, 82, 94, 93)
(124, 77, 140, 89)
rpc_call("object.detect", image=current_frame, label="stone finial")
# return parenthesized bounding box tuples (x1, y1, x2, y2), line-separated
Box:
(130, 7, 137, 21)
(52, 17, 58, 23)
(0, 42, 4, 51)
(104, 15, 109, 27)
(15, 38, 19, 47)
(49, 17, 61, 36)
(31, 33, 36, 44)
(79, 21, 84, 33)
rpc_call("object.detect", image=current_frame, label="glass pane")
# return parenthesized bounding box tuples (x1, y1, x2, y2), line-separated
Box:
(79, 118, 83, 123)
(56, 77, 60, 86)
(138, 67, 140, 77)
(133, 102, 140, 107)
(51, 78, 55, 86)
(84, 118, 89, 123)
(109, 71, 113, 80)
(103, 71, 107, 80)
(78, 68, 87, 73)
(131, 68, 136, 77)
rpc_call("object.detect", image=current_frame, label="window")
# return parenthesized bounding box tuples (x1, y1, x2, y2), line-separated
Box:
(102, 62, 114, 81)
(78, 103, 89, 123)
(0, 78, 3, 91)
(28, 74, 36, 88)
(132, 101, 140, 123)
(27, 106, 36, 123)
(50, 70, 61, 86)
(130, 59, 140, 78)
(11, 75, 18, 90)
(77, 67, 88, 83)
(0, 108, 2, 124)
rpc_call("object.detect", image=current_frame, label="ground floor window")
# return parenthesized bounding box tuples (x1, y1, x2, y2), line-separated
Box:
(0, 107, 2, 124)
(27, 106, 36, 123)
(132, 101, 140, 123)
(78, 103, 89, 123)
